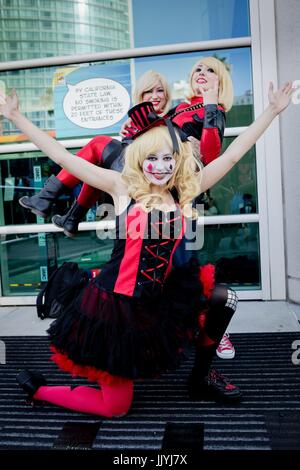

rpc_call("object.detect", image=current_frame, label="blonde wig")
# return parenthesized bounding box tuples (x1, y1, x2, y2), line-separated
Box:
(133, 70, 172, 114)
(121, 126, 202, 218)
(188, 56, 234, 111)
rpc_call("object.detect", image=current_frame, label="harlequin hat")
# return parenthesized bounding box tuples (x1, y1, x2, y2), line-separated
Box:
(127, 101, 185, 153)
(128, 101, 165, 136)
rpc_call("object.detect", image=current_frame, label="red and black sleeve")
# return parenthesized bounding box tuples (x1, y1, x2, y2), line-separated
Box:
(200, 104, 226, 165)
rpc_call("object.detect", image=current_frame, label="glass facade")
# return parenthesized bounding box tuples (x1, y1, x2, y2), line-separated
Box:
(0, 230, 114, 296)
(0, 47, 253, 140)
(0, 0, 130, 61)
(0, 151, 77, 226)
(197, 223, 260, 290)
(0, 0, 130, 141)
(0, 222, 260, 297)
(135, 47, 254, 127)
(208, 137, 257, 216)
(0, 0, 261, 297)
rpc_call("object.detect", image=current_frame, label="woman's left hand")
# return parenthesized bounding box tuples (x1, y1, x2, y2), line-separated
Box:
(120, 117, 133, 137)
(268, 81, 295, 115)
(0, 89, 20, 120)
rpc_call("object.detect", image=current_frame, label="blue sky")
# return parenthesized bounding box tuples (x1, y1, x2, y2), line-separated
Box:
(132, 0, 250, 47)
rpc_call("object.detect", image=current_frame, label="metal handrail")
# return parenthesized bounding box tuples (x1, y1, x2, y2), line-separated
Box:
(0, 214, 259, 236)
(0, 37, 251, 71)
(0, 128, 247, 154)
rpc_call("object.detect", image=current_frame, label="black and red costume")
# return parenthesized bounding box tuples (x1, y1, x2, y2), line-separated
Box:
(47, 97, 228, 384)
(17, 102, 241, 414)
(48, 200, 209, 384)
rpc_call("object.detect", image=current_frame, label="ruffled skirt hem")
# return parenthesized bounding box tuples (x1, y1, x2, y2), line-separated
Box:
(47, 261, 215, 381)
(50, 345, 127, 385)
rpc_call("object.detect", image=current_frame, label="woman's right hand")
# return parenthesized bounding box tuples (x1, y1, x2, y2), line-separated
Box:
(120, 117, 133, 137)
(199, 76, 219, 106)
(268, 81, 295, 115)
(0, 89, 20, 120)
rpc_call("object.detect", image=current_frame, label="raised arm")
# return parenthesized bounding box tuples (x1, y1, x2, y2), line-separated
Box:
(0, 90, 123, 197)
(200, 82, 294, 193)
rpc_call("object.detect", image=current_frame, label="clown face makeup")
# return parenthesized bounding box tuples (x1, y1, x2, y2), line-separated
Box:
(142, 146, 176, 186)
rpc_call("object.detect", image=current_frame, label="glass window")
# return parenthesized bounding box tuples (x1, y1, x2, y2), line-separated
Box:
(57, 1, 74, 13)
(0, 65, 57, 139)
(135, 47, 253, 127)
(0, 60, 132, 142)
(0, 153, 61, 227)
(22, 42, 36, 50)
(207, 138, 257, 215)
(2, 8, 18, 17)
(3, 0, 16, 6)
(73, 44, 85, 53)
(0, 221, 260, 297)
(39, 0, 52, 7)
(0, 149, 102, 227)
(196, 222, 261, 289)
(0, 230, 114, 296)
(20, 0, 35, 5)
(0, 1, 130, 61)
(132, 0, 250, 47)
(21, 9, 38, 18)
(0, 47, 252, 141)
(7, 30, 19, 39)
(40, 10, 53, 18)
(42, 20, 53, 29)
(20, 20, 31, 28)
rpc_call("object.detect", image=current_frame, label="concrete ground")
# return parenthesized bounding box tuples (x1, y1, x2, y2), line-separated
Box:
(0, 300, 299, 335)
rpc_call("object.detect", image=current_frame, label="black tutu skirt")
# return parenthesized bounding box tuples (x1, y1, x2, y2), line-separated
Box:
(48, 261, 212, 385)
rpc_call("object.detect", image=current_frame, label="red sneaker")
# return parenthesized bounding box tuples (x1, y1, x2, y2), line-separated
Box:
(216, 333, 235, 359)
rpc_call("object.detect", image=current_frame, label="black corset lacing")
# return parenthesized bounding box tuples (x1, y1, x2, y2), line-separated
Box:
(137, 209, 182, 297)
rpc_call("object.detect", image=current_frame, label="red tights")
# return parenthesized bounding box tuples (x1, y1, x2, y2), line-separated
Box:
(33, 379, 134, 418)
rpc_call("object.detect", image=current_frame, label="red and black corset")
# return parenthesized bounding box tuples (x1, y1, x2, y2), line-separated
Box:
(96, 202, 184, 298)
(135, 209, 183, 297)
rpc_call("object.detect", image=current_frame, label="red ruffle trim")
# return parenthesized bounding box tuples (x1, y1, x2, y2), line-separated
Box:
(199, 263, 215, 298)
(49, 345, 128, 386)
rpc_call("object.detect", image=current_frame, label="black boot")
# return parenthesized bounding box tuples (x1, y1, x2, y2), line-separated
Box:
(16, 369, 47, 403)
(19, 175, 67, 218)
(187, 286, 241, 403)
(52, 200, 89, 237)
(188, 367, 242, 403)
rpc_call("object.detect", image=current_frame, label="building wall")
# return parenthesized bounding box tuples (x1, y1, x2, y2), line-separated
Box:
(275, 0, 300, 302)
(0, 0, 130, 61)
